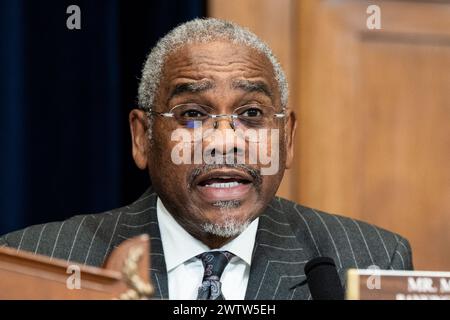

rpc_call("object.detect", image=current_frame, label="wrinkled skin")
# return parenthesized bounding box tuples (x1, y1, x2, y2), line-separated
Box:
(129, 41, 297, 248)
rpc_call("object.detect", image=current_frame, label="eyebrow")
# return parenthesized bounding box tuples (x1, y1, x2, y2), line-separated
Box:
(231, 79, 273, 100)
(168, 80, 215, 101)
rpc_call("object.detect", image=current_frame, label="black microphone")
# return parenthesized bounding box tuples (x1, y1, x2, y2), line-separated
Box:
(304, 257, 345, 300)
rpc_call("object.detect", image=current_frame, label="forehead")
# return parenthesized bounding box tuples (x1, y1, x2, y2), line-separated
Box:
(161, 41, 277, 87)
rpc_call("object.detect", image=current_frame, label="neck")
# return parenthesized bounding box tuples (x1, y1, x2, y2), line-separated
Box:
(199, 234, 235, 249)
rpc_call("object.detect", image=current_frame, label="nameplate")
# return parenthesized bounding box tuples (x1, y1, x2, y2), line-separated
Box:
(346, 269, 450, 300)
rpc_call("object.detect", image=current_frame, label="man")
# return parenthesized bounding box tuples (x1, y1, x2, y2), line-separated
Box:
(0, 18, 413, 300)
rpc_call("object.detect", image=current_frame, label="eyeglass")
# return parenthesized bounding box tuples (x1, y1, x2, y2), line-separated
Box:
(148, 103, 286, 131)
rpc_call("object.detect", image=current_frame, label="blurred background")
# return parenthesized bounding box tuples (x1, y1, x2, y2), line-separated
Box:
(0, 0, 449, 271)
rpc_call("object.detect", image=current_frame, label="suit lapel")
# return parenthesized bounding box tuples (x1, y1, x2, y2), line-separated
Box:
(112, 188, 169, 299)
(245, 197, 316, 300)
(115, 191, 329, 300)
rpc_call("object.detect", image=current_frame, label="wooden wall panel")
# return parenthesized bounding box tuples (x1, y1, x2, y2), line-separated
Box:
(295, 0, 450, 271)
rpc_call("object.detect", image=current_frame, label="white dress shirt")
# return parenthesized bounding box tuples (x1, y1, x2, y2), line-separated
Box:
(156, 198, 259, 300)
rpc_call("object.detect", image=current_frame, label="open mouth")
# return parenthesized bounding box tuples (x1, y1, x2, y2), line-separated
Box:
(198, 177, 252, 188)
(194, 170, 254, 202)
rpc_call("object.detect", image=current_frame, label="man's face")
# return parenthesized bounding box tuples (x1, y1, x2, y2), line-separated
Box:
(130, 41, 296, 246)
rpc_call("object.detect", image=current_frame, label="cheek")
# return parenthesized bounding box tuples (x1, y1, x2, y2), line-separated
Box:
(255, 129, 287, 176)
(148, 126, 181, 179)
(150, 123, 177, 157)
(276, 128, 289, 163)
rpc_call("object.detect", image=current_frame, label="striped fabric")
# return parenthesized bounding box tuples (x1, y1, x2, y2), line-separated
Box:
(0, 187, 413, 300)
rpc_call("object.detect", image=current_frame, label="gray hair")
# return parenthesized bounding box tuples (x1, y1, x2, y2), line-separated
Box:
(137, 18, 289, 114)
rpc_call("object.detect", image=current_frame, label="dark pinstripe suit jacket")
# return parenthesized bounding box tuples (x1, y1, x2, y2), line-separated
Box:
(0, 187, 413, 300)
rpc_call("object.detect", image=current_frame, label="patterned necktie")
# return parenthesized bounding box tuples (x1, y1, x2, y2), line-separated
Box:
(196, 251, 234, 300)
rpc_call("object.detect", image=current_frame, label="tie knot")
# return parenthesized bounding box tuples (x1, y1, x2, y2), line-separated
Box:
(197, 251, 234, 280)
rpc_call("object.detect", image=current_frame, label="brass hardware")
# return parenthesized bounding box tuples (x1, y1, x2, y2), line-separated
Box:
(118, 246, 154, 300)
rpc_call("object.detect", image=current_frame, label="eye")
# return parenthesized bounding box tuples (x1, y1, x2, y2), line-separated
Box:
(174, 104, 210, 120)
(240, 107, 263, 118)
(181, 109, 206, 118)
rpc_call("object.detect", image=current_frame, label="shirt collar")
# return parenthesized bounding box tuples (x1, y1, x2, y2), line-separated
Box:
(156, 197, 259, 272)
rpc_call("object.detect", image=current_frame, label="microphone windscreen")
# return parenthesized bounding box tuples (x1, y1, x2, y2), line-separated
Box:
(304, 257, 344, 300)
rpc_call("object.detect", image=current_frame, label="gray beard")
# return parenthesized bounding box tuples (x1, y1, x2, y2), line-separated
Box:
(201, 218, 251, 238)
(201, 200, 250, 237)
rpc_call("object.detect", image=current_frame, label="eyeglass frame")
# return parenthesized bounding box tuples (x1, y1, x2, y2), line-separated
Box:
(146, 103, 287, 130)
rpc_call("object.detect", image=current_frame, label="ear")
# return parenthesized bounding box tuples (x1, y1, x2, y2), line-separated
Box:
(284, 109, 297, 169)
(129, 109, 149, 170)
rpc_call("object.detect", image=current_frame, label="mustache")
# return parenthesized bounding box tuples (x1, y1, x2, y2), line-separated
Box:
(188, 164, 262, 190)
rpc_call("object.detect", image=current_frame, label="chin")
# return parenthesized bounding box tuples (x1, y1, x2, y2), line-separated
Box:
(199, 204, 257, 236)
(200, 217, 252, 238)
(206, 200, 254, 219)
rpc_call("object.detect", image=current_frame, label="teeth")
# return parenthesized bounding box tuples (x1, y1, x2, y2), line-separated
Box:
(206, 181, 240, 188)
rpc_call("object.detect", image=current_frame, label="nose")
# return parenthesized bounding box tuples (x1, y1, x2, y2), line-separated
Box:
(212, 116, 235, 130)
(203, 116, 245, 163)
